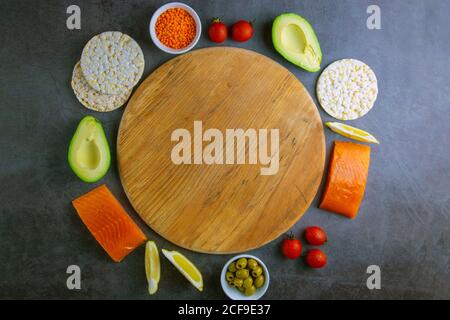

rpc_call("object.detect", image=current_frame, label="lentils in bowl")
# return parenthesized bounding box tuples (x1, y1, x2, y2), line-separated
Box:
(149, 2, 201, 54)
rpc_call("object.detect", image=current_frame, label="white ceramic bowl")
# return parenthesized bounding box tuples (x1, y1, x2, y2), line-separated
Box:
(221, 254, 270, 300)
(149, 2, 201, 54)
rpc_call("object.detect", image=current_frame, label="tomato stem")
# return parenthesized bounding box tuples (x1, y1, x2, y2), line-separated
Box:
(286, 231, 295, 239)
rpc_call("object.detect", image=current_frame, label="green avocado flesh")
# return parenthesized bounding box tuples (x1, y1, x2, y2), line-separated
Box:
(272, 13, 322, 72)
(68, 116, 110, 183)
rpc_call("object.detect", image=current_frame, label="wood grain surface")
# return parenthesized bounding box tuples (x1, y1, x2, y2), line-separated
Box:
(117, 47, 325, 254)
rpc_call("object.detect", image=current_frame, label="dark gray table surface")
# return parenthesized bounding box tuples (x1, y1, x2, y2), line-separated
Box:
(1, 0, 449, 299)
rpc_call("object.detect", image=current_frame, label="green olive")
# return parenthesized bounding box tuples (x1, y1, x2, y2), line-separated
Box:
(254, 275, 264, 288)
(244, 285, 257, 296)
(233, 278, 243, 288)
(228, 262, 237, 273)
(236, 269, 249, 279)
(236, 258, 247, 269)
(251, 266, 263, 278)
(243, 277, 253, 289)
(226, 272, 235, 282)
(238, 286, 245, 292)
(247, 258, 258, 270)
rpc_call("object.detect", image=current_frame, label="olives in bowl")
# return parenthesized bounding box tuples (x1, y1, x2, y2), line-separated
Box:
(220, 255, 269, 300)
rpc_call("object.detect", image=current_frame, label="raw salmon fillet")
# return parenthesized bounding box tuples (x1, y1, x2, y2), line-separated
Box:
(319, 141, 371, 218)
(72, 184, 147, 262)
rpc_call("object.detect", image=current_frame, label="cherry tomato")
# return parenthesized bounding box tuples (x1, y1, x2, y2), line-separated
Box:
(305, 249, 327, 268)
(281, 234, 302, 259)
(304, 226, 327, 245)
(231, 20, 253, 42)
(208, 18, 228, 43)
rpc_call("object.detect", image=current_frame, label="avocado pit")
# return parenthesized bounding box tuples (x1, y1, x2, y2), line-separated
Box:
(76, 138, 101, 170)
(281, 23, 306, 53)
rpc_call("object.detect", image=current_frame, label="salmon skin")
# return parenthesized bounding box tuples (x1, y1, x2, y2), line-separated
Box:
(72, 184, 147, 262)
(319, 141, 371, 219)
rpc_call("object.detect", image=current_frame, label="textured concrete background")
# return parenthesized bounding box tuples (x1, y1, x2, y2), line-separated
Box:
(0, 0, 449, 299)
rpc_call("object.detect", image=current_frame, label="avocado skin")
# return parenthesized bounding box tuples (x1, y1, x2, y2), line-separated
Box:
(68, 115, 111, 183)
(272, 13, 322, 73)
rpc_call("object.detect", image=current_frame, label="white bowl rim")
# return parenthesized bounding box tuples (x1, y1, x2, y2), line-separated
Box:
(220, 254, 270, 300)
(149, 2, 202, 54)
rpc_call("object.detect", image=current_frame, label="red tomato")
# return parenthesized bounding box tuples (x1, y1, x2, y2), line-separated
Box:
(281, 234, 302, 259)
(231, 20, 253, 42)
(304, 226, 327, 245)
(208, 18, 228, 43)
(305, 249, 327, 268)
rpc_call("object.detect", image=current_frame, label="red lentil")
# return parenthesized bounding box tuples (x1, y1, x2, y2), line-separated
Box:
(155, 8, 196, 49)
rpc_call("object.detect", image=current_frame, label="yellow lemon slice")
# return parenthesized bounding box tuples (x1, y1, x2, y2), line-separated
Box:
(145, 241, 160, 295)
(326, 122, 380, 144)
(161, 249, 203, 292)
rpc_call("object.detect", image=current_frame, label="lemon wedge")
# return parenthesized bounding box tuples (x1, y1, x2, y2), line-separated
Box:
(161, 249, 203, 292)
(326, 122, 379, 144)
(145, 241, 160, 295)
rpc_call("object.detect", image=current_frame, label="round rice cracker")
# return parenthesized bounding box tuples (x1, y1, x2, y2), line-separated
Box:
(80, 31, 144, 95)
(316, 59, 378, 120)
(71, 61, 132, 112)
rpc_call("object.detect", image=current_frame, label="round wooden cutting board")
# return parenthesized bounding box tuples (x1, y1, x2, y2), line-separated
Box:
(117, 47, 325, 254)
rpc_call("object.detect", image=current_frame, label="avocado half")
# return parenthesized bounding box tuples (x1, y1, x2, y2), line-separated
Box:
(68, 115, 111, 183)
(272, 13, 322, 72)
